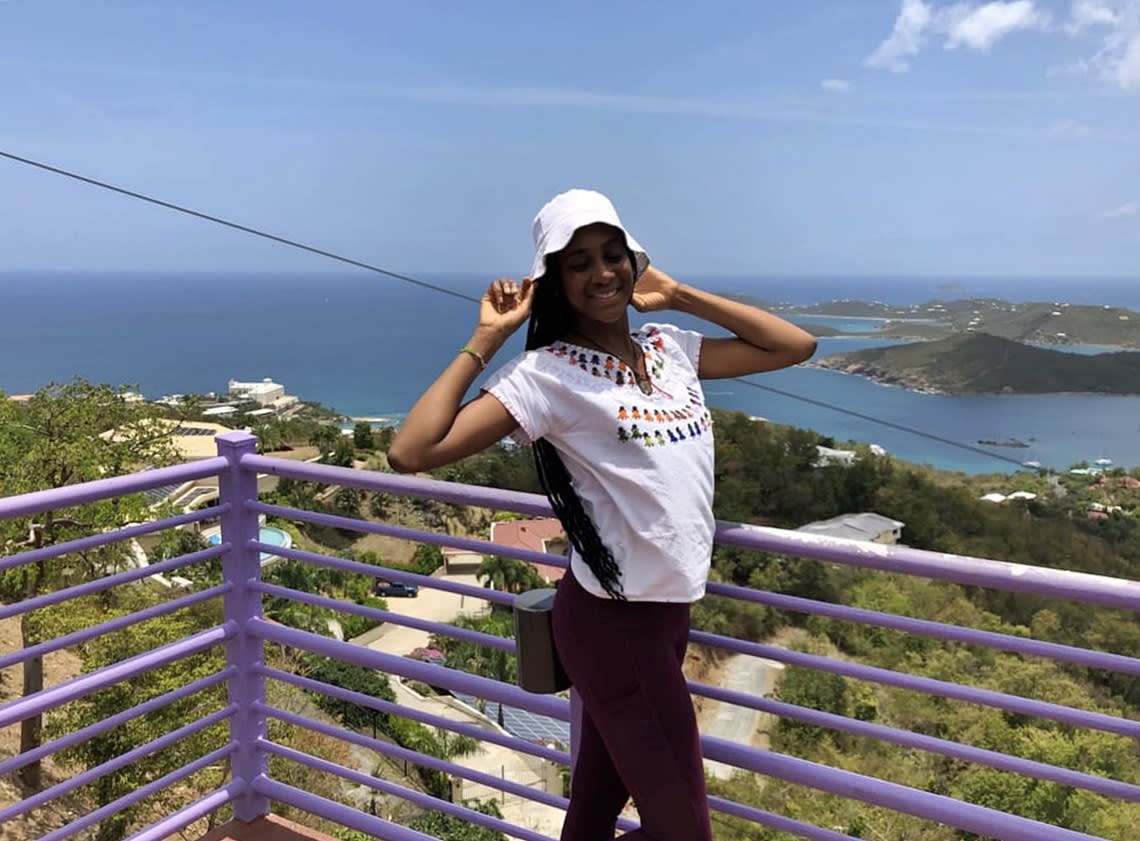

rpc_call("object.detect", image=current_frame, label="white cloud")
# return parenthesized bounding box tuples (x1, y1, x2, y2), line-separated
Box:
(867, 1, 1047, 72)
(944, 1, 1049, 51)
(1116, 29, 1140, 89)
(1066, 1, 1119, 34)
(1061, 1, 1140, 92)
(1104, 200, 1139, 217)
(1048, 118, 1093, 136)
(866, 0, 935, 72)
(820, 78, 854, 93)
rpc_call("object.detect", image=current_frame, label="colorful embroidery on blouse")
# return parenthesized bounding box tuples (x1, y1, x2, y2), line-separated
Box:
(544, 331, 666, 389)
(614, 402, 711, 448)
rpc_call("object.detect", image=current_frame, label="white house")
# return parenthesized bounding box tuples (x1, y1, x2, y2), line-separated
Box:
(228, 378, 286, 406)
(797, 512, 905, 545)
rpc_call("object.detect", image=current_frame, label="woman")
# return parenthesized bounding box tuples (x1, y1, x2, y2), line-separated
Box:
(388, 189, 816, 840)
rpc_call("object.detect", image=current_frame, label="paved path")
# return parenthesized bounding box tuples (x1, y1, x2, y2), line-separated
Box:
(702, 654, 785, 780)
(350, 570, 567, 834)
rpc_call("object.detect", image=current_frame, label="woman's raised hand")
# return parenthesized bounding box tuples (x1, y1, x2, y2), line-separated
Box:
(632, 266, 683, 313)
(478, 277, 536, 336)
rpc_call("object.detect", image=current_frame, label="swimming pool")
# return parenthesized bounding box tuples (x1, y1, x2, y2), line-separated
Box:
(206, 526, 292, 563)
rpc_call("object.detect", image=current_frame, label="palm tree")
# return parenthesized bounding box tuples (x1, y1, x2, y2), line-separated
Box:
(477, 555, 546, 595)
(476, 554, 512, 592)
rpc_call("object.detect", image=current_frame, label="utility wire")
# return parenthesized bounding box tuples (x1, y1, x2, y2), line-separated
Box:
(0, 151, 477, 304)
(1, 149, 1032, 469)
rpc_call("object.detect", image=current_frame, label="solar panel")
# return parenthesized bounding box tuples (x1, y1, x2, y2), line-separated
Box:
(451, 692, 570, 747)
(174, 426, 217, 437)
(143, 483, 183, 505)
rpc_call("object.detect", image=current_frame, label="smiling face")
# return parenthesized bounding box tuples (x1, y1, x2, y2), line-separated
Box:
(553, 223, 636, 329)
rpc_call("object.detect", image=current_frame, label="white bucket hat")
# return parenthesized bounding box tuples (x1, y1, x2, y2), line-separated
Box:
(529, 189, 650, 282)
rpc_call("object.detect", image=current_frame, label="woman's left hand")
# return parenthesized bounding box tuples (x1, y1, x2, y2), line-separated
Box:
(632, 266, 684, 312)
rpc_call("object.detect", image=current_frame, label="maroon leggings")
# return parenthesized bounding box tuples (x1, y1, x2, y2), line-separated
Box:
(552, 570, 712, 841)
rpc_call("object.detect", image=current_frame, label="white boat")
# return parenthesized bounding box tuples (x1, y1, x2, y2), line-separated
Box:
(1021, 460, 1041, 469)
(1095, 458, 1114, 466)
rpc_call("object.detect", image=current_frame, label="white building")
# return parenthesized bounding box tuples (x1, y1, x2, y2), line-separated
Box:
(797, 512, 905, 545)
(228, 378, 285, 406)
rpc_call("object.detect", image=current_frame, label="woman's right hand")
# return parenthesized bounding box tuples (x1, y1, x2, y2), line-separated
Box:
(478, 277, 536, 336)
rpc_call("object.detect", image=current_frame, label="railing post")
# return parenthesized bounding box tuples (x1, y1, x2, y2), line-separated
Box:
(216, 431, 270, 821)
(569, 688, 582, 781)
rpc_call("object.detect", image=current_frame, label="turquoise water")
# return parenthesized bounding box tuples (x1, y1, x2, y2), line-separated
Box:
(207, 526, 291, 561)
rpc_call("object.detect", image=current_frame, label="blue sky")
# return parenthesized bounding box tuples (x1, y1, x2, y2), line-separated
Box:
(1, 1, 1137, 278)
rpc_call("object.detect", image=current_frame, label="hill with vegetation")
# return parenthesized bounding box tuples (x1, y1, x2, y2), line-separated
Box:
(786, 297, 1140, 347)
(3, 381, 1138, 839)
(816, 332, 1140, 394)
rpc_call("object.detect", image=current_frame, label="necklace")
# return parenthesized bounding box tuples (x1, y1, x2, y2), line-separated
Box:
(569, 332, 654, 397)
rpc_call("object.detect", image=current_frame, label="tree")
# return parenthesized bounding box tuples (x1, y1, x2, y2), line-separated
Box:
(308, 424, 342, 454)
(408, 798, 507, 841)
(476, 555, 544, 596)
(410, 543, 444, 575)
(0, 379, 179, 789)
(334, 486, 362, 518)
(368, 491, 395, 520)
(305, 655, 395, 737)
(148, 527, 215, 585)
(44, 592, 228, 841)
(353, 421, 374, 450)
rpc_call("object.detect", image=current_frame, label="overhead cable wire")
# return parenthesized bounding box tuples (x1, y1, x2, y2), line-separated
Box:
(0, 149, 1032, 469)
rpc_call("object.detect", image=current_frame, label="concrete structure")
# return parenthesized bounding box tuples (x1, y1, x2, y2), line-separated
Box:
(815, 443, 887, 467)
(229, 378, 285, 406)
(797, 512, 905, 544)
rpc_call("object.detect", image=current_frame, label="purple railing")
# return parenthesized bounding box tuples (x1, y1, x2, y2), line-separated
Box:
(0, 430, 1137, 841)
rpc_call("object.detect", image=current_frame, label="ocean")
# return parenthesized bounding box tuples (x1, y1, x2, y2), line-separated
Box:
(3, 271, 1139, 476)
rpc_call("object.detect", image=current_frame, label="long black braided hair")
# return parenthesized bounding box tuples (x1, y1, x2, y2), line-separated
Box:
(524, 254, 637, 600)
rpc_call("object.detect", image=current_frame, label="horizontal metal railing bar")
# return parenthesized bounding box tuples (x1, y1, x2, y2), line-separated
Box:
(0, 669, 235, 777)
(707, 796, 860, 841)
(247, 454, 1140, 610)
(251, 620, 567, 720)
(0, 584, 230, 671)
(254, 542, 518, 607)
(262, 741, 556, 841)
(715, 522, 1140, 612)
(250, 500, 564, 569)
(0, 504, 228, 575)
(0, 544, 229, 622)
(701, 735, 1103, 841)
(123, 782, 245, 841)
(36, 745, 238, 841)
(254, 582, 516, 653)
(0, 457, 229, 521)
(253, 776, 436, 841)
(242, 454, 553, 515)
(261, 667, 568, 765)
(706, 580, 1140, 676)
(264, 725, 861, 841)
(689, 629, 1140, 739)
(0, 705, 235, 824)
(259, 705, 575, 815)
(0, 624, 234, 728)
(687, 679, 1140, 801)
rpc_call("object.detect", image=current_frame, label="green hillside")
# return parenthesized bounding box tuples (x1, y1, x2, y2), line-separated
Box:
(817, 332, 1140, 394)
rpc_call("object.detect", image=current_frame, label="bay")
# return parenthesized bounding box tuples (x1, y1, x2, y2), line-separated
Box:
(2, 271, 1138, 475)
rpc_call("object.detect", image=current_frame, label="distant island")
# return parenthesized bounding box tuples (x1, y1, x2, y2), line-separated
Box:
(815, 333, 1140, 395)
(722, 293, 1140, 348)
(791, 297, 1140, 348)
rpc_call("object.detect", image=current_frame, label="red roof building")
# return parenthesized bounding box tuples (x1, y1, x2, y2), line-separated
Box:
(489, 518, 568, 583)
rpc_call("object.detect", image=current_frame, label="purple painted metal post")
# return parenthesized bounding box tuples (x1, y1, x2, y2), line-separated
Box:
(217, 432, 270, 821)
(569, 688, 582, 780)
